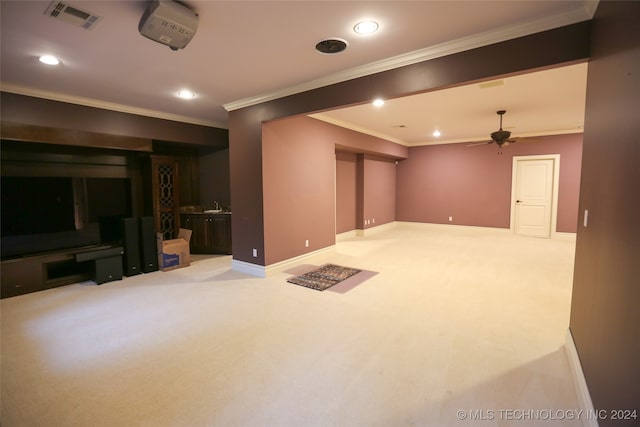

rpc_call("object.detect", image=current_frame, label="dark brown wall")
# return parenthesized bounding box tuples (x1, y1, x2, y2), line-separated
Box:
(1, 92, 230, 220)
(199, 148, 231, 209)
(228, 107, 268, 264)
(1, 92, 228, 149)
(397, 134, 583, 232)
(228, 22, 591, 265)
(570, 1, 640, 423)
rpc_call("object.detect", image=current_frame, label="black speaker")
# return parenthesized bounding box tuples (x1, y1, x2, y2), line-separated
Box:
(139, 216, 159, 273)
(75, 247, 124, 285)
(121, 217, 142, 276)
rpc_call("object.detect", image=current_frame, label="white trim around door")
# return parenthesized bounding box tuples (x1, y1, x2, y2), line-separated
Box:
(510, 154, 560, 238)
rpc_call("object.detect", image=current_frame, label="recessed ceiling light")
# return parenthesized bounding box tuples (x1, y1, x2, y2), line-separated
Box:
(354, 20, 379, 35)
(372, 98, 385, 107)
(177, 90, 196, 99)
(433, 130, 441, 137)
(39, 55, 60, 65)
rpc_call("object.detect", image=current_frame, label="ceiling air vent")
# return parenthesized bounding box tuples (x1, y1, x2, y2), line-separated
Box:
(44, 1, 103, 30)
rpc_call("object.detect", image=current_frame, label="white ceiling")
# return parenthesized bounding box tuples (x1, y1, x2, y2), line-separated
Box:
(311, 62, 588, 146)
(1, 1, 595, 143)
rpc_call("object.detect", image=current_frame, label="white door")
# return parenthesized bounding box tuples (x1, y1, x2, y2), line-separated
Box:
(512, 157, 556, 238)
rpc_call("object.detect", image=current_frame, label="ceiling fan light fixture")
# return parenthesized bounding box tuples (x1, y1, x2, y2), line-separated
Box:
(491, 129, 511, 141)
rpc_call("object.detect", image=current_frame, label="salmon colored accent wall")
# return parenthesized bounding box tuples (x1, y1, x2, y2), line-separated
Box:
(262, 119, 336, 265)
(264, 117, 582, 266)
(362, 155, 397, 229)
(262, 116, 405, 264)
(397, 133, 582, 232)
(335, 151, 357, 234)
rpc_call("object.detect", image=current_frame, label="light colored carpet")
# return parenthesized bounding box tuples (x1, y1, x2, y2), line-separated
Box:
(1, 223, 581, 426)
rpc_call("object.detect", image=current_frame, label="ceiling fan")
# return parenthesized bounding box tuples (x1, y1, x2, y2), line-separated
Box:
(468, 110, 518, 148)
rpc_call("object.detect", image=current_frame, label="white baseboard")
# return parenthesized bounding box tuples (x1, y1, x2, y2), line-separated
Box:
(264, 245, 335, 276)
(396, 221, 511, 233)
(554, 231, 577, 241)
(565, 328, 599, 427)
(231, 245, 336, 278)
(336, 230, 358, 241)
(353, 221, 399, 237)
(231, 259, 267, 277)
(396, 221, 576, 240)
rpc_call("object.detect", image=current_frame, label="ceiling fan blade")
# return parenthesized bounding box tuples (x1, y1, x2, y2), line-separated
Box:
(466, 140, 492, 147)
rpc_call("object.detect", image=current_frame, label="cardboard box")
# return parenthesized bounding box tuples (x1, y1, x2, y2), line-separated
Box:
(157, 228, 192, 271)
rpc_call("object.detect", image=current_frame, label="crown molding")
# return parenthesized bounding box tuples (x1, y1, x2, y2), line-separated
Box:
(224, 3, 593, 112)
(310, 114, 584, 148)
(0, 83, 227, 129)
(408, 129, 585, 147)
(583, 0, 600, 19)
(308, 114, 406, 145)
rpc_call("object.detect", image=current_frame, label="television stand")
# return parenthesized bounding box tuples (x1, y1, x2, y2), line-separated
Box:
(1, 244, 122, 299)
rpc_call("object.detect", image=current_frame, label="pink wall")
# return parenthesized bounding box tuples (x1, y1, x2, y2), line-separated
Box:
(362, 155, 397, 229)
(262, 116, 405, 264)
(262, 119, 336, 265)
(263, 116, 582, 266)
(396, 133, 583, 232)
(336, 151, 357, 234)
(336, 152, 398, 234)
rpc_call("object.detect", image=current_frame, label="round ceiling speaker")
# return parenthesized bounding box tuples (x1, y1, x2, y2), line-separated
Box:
(315, 38, 348, 54)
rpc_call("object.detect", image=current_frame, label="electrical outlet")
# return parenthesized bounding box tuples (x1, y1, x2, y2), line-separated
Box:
(305, 240, 309, 247)
(252, 248, 257, 257)
(449, 216, 453, 222)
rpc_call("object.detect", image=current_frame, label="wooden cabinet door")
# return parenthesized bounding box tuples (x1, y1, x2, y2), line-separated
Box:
(151, 156, 180, 240)
(180, 214, 231, 255)
(211, 216, 230, 254)
(191, 216, 212, 253)
(182, 214, 213, 254)
(1, 259, 45, 298)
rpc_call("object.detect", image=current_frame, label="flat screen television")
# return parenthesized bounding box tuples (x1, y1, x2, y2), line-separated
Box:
(1, 176, 133, 259)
